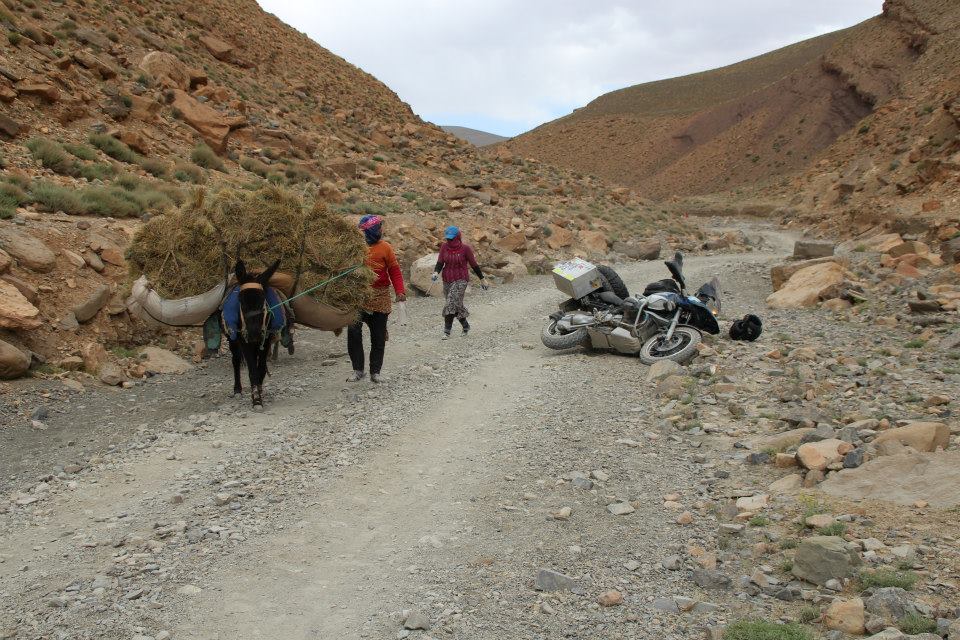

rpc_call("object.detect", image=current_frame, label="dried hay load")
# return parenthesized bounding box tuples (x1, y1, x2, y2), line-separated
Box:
(126, 185, 373, 313)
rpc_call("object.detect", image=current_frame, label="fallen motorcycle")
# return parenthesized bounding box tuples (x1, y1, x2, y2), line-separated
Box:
(541, 254, 720, 364)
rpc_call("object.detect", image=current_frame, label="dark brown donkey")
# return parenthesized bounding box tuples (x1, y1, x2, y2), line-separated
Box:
(223, 259, 283, 408)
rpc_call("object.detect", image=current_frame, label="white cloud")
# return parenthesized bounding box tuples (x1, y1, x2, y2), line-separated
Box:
(257, 0, 883, 136)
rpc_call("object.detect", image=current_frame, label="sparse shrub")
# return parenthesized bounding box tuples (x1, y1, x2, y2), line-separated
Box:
(400, 191, 418, 201)
(139, 157, 169, 179)
(63, 142, 97, 161)
(749, 516, 771, 527)
(859, 569, 917, 591)
(77, 162, 116, 181)
(173, 162, 204, 184)
(89, 134, 140, 164)
(240, 156, 269, 177)
(817, 522, 847, 536)
(858, 124, 871, 135)
(190, 144, 224, 171)
(798, 606, 819, 624)
(78, 186, 142, 217)
(904, 339, 925, 349)
(0, 192, 17, 219)
(722, 620, 811, 640)
(25, 138, 76, 175)
(898, 613, 936, 634)
(29, 181, 86, 214)
(7, 30, 21, 45)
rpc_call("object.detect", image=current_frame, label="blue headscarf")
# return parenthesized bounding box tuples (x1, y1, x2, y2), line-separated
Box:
(444, 225, 460, 240)
(359, 214, 383, 245)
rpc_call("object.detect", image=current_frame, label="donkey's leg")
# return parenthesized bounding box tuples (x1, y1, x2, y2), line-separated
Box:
(245, 348, 259, 405)
(229, 339, 243, 395)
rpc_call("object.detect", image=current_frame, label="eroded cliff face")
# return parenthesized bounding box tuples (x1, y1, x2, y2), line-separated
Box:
(787, 0, 960, 239)
(506, 0, 959, 225)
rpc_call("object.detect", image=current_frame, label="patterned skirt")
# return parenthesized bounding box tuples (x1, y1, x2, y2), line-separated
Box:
(442, 280, 469, 319)
(363, 286, 392, 315)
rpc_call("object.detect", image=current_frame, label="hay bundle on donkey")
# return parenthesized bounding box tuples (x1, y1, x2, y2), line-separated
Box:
(126, 185, 373, 326)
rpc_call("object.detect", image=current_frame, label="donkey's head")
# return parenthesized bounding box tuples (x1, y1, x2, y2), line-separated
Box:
(234, 258, 280, 345)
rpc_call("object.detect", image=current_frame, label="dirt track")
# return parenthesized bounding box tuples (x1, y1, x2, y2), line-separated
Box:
(1, 227, 796, 639)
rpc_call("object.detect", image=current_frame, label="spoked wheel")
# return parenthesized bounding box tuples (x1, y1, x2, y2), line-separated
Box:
(541, 319, 589, 351)
(639, 326, 701, 365)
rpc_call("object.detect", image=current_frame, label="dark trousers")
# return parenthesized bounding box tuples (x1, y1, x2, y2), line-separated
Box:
(347, 311, 389, 374)
(444, 315, 469, 333)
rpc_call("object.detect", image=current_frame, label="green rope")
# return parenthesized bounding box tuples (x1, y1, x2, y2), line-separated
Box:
(267, 264, 363, 310)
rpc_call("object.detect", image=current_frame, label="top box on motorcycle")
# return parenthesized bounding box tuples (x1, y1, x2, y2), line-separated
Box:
(552, 258, 603, 300)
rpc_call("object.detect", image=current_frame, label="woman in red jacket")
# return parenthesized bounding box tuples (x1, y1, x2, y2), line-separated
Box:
(348, 215, 405, 383)
(432, 225, 487, 339)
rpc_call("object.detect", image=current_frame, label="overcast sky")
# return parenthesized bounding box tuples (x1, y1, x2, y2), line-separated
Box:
(257, 1, 883, 137)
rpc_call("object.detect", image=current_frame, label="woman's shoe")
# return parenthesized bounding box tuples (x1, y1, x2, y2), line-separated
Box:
(347, 370, 366, 382)
(371, 373, 383, 384)
(442, 331, 450, 340)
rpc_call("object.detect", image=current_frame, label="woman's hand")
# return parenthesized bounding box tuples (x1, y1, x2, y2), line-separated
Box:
(396, 293, 407, 302)
(480, 281, 489, 291)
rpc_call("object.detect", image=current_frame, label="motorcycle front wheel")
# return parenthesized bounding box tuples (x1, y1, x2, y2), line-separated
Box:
(541, 319, 589, 351)
(638, 326, 701, 365)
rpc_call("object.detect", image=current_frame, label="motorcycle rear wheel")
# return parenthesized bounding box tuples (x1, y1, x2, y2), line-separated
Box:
(541, 319, 589, 350)
(638, 326, 701, 365)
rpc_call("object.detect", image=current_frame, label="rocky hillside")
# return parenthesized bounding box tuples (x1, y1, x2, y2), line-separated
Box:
(0, 0, 719, 381)
(506, 0, 960, 205)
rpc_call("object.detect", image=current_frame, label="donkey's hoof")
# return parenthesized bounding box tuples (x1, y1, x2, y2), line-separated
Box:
(232, 389, 242, 397)
(252, 403, 265, 412)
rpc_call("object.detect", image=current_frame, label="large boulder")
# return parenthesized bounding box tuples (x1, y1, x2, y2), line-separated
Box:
(578, 230, 609, 255)
(613, 239, 661, 260)
(796, 438, 852, 471)
(72, 284, 111, 323)
(410, 253, 440, 295)
(820, 451, 960, 508)
(171, 89, 244, 152)
(0, 227, 56, 272)
(0, 338, 30, 379)
(139, 51, 191, 90)
(199, 35, 235, 61)
(766, 261, 845, 309)
(873, 422, 949, 453)
(141, 347, 192, 375)
(771, 257, 839, 291)
(485, 251, 527, 283)
(862, 233, 904, 252)
(497, 231, 527, 254)
(865, 588, 921, 629)
(823, 597, 866, 635)
(792, 536, 861, 585)
(794, 240, 835, 259)
(0, 279, 41, 330)
(546, 225, 573, 250)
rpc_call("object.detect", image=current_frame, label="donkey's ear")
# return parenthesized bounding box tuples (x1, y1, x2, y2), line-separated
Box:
(234, 260, 247, 282)
(259, 259, 280, 285)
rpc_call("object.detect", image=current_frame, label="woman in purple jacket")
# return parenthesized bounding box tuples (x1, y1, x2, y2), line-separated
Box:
(432, 226, 487, 339)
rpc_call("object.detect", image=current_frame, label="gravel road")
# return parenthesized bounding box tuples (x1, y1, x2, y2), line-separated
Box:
(1, 227, 801, 639)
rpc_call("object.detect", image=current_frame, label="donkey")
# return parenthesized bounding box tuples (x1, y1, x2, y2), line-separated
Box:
(223, 259, 284, 408)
